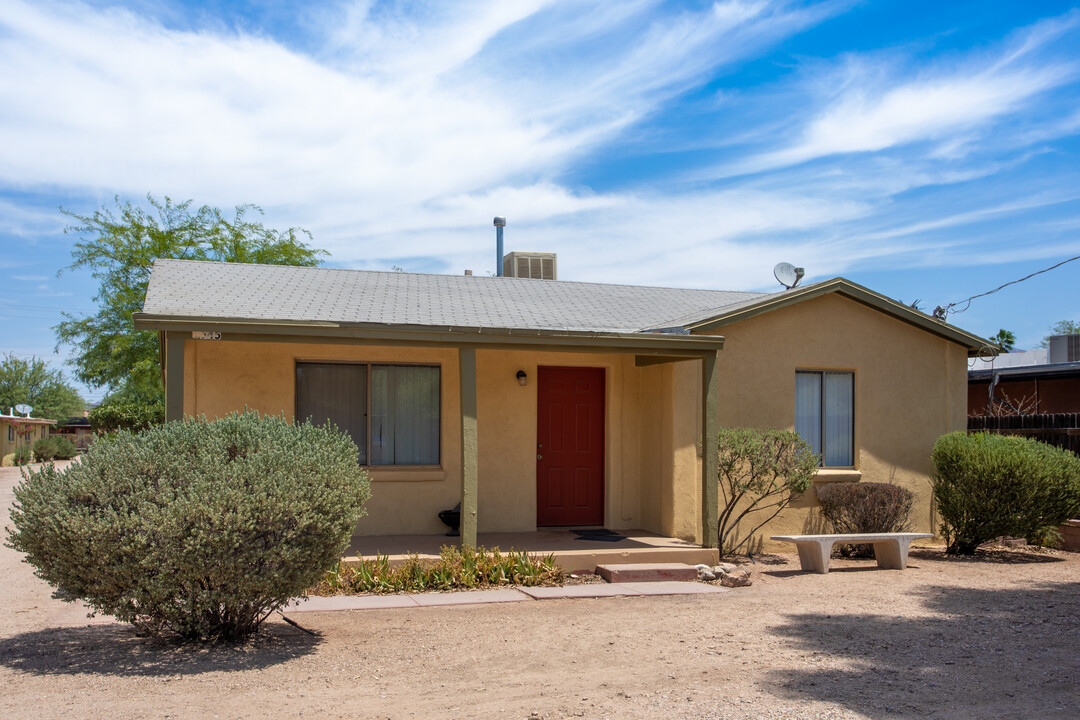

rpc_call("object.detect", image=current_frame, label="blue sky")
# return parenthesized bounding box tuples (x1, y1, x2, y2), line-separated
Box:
(1, 0, 1078, 404)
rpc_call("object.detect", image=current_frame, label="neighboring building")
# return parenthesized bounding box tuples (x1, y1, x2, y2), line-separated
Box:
(135, 259, 987, 553)
(0, 413, 56, 464)
(53, 414, 94, 450)
(968, 362, 1080, 415)
(968, 336, 1080, 415)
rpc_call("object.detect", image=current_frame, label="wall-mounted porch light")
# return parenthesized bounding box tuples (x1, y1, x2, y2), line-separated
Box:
(516, 370, 528, 387)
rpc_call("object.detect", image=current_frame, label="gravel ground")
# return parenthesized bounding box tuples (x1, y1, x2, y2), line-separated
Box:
(2, 462, 1078, 720)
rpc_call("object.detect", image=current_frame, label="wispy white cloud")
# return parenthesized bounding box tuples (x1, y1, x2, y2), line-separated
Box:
(851, 191, 1080, 245)
(321, 0, 558, 78)
(0, 0, 833, 210)
(0, 199, 67, 238)
(0, 0, 1078, 302)
(719, 11, 1079, 176)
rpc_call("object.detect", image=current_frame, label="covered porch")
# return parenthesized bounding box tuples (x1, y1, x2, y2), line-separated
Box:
(150, 322, 725, 554)
(346, 527, 720, 572)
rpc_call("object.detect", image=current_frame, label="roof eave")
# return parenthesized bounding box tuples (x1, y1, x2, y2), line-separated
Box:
(132, 312, 725, 353)
(682, 278, 992, 356)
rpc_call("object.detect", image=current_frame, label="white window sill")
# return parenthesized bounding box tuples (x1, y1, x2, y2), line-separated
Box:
(367, 466, 445, 482)
(813, 468, 861, 483)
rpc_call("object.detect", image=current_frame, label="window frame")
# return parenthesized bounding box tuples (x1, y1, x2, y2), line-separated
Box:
(295, 360, 442, 469)
(795, 369, 855, 468)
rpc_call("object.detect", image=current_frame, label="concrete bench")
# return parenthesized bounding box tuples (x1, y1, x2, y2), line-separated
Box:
(770, 533, 934, 574)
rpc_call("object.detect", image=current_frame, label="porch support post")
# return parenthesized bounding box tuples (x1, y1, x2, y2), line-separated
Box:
(458, 346, 479, 548)
(701, 350, 719, 549)
(165, 331, 185, 423)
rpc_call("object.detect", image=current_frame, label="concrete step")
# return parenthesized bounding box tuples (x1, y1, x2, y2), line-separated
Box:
(595, 562, 699, 583)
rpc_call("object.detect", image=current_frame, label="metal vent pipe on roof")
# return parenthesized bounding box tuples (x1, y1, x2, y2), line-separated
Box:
(494, 217, 506, 276)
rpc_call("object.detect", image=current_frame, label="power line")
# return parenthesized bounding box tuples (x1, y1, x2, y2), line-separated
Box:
(934, 253, 1080, 321)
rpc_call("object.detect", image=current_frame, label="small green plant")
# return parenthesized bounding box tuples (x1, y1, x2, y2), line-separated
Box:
(931, 432, 1080, 555)
(308, 545, 565, 596)
(7, 411, 370, 641)
(12, 445, 32, 466)
(816, 482, 914, 557)
(717, 427, 819, 555)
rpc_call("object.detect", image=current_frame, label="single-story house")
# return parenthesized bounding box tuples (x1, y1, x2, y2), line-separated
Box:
(1, 413, 56, 465)
(134, 259, 988, 553)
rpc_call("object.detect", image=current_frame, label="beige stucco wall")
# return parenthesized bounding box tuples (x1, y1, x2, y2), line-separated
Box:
(1, 419, 53, 465)
(180, 338, 685, 538)
(175, 291, 964, 550)
(692, 293, 968, 551)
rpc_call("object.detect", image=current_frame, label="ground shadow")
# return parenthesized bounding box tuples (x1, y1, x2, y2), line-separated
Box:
(0, 621, 320, 677)
(721, 552, 789, 566)
(763, 564, 896, 578)
(909, 547, 1066, 564)
(764, 582, 1080, 719)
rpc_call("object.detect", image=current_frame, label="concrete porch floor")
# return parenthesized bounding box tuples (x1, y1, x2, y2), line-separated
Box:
(345, 528, 719, 573)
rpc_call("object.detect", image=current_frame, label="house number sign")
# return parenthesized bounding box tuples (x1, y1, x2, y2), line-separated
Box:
(192, 331, 222, 340)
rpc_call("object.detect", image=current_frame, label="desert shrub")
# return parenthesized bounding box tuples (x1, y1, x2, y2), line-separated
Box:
(7, 411, 370, 641)
(31, 436, 79, 462)
(816, 482, 914, 557)
(931, 432, 1080, 555)
(88, 399, 164, 434)
(310, 545, 564, 595)
(717, 427, 819, 554)
(52, 436, 79, 459)
(11, 445, 32, 466)
(31, 437, 55, 462)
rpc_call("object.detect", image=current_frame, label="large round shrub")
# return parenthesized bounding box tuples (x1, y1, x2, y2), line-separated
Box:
(7, 411, 370, 641)
(931, 431, 1080, 555)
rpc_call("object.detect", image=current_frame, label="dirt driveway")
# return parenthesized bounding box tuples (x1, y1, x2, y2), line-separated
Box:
(2, 463, 1078, 719)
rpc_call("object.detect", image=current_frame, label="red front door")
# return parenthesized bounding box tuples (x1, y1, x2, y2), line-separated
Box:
(536, 366, 605, 526)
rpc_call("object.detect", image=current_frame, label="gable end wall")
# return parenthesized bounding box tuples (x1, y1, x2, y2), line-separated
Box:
(691, 293, 966, 550)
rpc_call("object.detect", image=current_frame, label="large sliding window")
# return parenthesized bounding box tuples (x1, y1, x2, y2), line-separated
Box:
(795, 370, 854, 467)
(296, 362, 440, 466)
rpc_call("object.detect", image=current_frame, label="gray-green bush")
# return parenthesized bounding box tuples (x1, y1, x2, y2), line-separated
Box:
(931, 431, 1080, 555)
(31, 435, 79, 462)
(717, 427, 819, 554)
(7, 411, 370, 641)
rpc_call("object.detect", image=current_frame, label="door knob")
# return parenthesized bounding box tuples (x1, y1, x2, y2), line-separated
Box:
(537, 454, 543, 460)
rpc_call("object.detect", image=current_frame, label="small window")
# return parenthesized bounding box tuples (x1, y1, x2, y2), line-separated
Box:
(795, 371, 854, 466)
(6, 425, 12, 442)
(296, 362, 440, 466)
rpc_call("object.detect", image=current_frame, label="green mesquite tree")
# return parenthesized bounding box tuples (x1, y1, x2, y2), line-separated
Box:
(0, 353, 84, 421)
(55, 195, 326, 399)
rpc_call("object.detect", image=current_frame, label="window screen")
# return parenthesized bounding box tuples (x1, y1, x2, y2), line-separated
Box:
(296, 363, 369, 464)
(370, 365, 440, 465)
(296, 362, 440, 466)
(795, 370, 854, 467)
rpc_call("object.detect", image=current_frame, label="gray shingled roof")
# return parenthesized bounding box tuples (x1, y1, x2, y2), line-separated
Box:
(141, 259, 771, 334)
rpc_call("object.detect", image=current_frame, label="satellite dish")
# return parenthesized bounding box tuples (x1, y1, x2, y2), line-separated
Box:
(14, 404, 32, 416)
(773, 262, 805, 290)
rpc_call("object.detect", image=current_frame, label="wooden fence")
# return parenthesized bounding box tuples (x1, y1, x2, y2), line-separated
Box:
(968, 413, 1080, 455)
